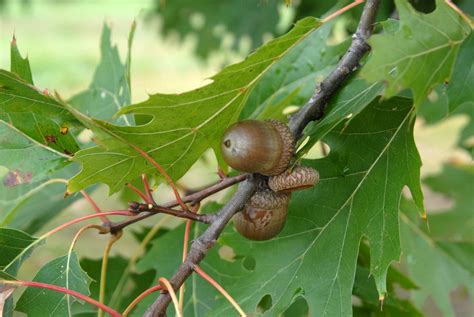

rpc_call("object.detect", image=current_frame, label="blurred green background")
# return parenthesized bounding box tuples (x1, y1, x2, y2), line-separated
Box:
(0, 0, 471, 309)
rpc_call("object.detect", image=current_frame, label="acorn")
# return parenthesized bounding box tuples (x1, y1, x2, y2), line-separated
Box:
(268, 165, 319, 193)
(221, 120, 294, 176)
(233, 189, 290, 241)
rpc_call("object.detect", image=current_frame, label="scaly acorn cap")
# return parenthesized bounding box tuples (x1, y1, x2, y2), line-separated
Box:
(268, 165, 319, 193)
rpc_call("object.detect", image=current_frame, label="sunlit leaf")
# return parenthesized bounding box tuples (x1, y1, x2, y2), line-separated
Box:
(67, 18, 324, 194)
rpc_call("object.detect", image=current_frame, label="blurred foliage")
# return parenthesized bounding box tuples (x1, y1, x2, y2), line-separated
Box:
(150, 0, 472, 59)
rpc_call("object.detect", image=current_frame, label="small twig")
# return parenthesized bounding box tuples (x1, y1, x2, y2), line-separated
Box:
(288, 0, 381, 138)
(128, 202, 212, 224)
(66, 225, 102, 316)
(126, 183, 149, 203)
(3, 211, 130, 273)
(127, 143, 188, 211)
(158, 277, 182, 317)
(145, 0, 381, 315)
(109, 174, 248, 232)
(99, 231, 123, 317)
(122, 285, 163, 316)
(80, 190, 110, 224)
(193, 265, 247, 317)
(322, 0, 364, 23)
(142, 174, 157, 205)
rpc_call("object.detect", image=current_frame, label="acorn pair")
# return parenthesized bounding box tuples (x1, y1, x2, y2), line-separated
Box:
(221, 120, 319, 241)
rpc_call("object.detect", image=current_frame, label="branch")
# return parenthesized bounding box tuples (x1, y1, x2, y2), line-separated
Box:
(289, 0, 381, 137)
(108, 173, 248, 233)
(146, 1, 380, 315)
(128, 202, 213, 224)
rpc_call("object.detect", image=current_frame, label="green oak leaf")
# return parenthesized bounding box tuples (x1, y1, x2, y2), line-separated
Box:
(400, 205, 474, 316)
(360, 0, 471, 106)
(212, 97, 423, 316)
(69, 23, 135, 125)
(16, 253, 92, 317)
(10, 35, 33, 85)
(67, 18, 324, 194)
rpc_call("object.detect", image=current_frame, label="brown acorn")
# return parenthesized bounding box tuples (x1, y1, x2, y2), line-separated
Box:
(221, 120, 294, 176)
(233, 189, 290, 241)
(268, 165, 319, 193)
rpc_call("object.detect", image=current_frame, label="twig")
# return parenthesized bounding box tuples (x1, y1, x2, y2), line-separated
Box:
(66, 225, 102, 316)
(99, 231, 123, 317)
(122, 285, 163, 316)
(288, 0, 381, 138)
(128, 202, 213, 224)
(144, 0, 380, 315)
(80, 190, 109, 223)
(158, 278, 182, 317)
(142, 174, 157, 205)
(126, 183, 149, 203)
(109, 174, 248, 233)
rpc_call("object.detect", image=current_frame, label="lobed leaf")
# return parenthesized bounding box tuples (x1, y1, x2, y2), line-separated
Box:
(69, 23, 135, 125)
(360, 0, 471, 106)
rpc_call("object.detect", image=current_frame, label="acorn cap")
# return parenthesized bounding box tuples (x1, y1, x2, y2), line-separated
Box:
(268, 166, 319, 193)
(262, 120, 295, 176)
(248, 189, 291, 209)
